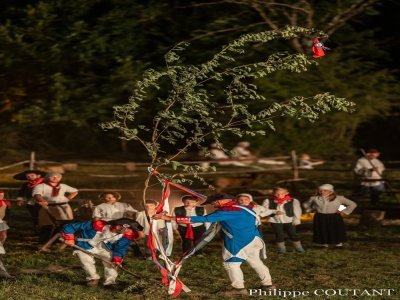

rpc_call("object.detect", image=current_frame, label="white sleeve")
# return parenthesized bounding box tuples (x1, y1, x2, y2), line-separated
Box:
(125, 203, 138, 213)
(302, 197, 314, 213)
(340, 196, 357, 215)
(32, 184, 43, 196)
(354, 158, 369, 176)
(292, 199, 302, 225)
(92, 206, 102, 219)
(63, 184, 78, 193)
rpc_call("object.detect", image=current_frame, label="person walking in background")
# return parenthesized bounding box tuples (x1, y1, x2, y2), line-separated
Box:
(353, 149, 385, 206)
(298, 153, 324, 169)
(33, 172, 78, 245)
(303, 184, 357, 249)
(232, 141, 256, 161)
(172, 195, 209, 254)
(13, 170, 47, 232)
(262, 187, 304, 254)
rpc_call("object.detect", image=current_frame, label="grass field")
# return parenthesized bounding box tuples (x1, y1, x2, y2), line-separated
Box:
(1, 205, 399, 300)
(1, 164, 400, 299)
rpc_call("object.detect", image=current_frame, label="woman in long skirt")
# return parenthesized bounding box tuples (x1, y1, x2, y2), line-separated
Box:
(303, 184, 357, 248)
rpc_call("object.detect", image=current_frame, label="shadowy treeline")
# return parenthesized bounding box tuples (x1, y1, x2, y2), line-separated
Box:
(0, 0, 399, 161)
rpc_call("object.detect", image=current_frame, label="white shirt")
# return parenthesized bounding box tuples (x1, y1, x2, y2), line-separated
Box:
(303, 195, 357, 215)
(32, 183, 78, 204)
(136, 210, 165, 235)
(262, 199, 302, 225)
(232, 146, 252, 159)
(354, 157, 385, 187)
(92, 202, 138, 221)
(172, 206, 210, 229)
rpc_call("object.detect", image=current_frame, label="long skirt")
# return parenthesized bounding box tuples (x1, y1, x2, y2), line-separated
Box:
(313, 213, 347, 244)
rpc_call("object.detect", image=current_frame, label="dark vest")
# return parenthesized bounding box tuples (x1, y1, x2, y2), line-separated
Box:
(268, 200, 294, 217)
(174, 206, 205, 217)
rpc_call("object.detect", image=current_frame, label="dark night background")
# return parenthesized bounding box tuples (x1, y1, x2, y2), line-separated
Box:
(0, 0, 399, 161)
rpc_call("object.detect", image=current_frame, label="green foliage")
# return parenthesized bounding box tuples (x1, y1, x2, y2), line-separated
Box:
(101, 26, 354, 181)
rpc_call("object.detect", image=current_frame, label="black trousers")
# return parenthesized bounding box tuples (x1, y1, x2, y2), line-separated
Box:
(270, 222, 300, 243)
(26, 204, 41, 229)
(177, 225, 206, 254)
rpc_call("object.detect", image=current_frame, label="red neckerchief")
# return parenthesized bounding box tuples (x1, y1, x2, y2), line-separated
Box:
(0, 198, 11, 208)
(273, 195, 293, 205)
(184, 207, 196, 240)
(45, 181, 61, 197)
(217, 200, 242, 211)
(27, 177, 44, 189)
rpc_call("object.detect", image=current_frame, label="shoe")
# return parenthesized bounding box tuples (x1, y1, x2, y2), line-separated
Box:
(221, 288, 248, 296)
(86, 279, 99, 286)
(39, 247, 52, 253)
(296, 248, 305, 253)
(276, 248, 286, 254)
(263, 285, 276, 290)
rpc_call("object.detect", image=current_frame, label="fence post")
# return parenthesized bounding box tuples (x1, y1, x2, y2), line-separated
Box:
(291, 150, 299, 180)
(29, 151, 36, 169)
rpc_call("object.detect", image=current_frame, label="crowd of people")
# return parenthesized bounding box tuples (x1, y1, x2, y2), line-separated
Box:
(0, 148, 387, 296)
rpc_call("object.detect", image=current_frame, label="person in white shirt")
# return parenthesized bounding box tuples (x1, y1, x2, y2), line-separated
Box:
(93, 192, 137, 221)
(232, 142, 256, 160)
(303, 184, 357, 249)
(33, 172, 78, 244)
(262, 187, 304, 253)
(172, 195, 210, 254)
(136, 199, 166, 259)
(353, 149, 385, 205)
(209, 143, 247, 167)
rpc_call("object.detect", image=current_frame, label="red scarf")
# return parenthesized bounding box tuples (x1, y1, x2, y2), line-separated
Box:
(0, 198, 11, 208)
(185, 224, 194, 240)
(45, 181, 61, 197)
(184, 207, 196, 241)
(27, 177, 44, 189)
(217, 201, 241, 211)
(273, 195, 293, 205)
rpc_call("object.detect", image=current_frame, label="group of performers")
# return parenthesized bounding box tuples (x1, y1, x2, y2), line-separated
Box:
(0, 148, 386, 296)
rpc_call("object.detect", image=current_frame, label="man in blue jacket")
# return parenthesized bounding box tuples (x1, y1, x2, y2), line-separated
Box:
(62, 218, 144, 287)
(154, 193, 274, 296)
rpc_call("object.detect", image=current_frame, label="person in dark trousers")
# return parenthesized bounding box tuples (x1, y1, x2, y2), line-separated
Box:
(172, 195, 209, 254)
(353, 149, 385, 206)
(14, 170, 47, 232)
(262, 187, 304, 253)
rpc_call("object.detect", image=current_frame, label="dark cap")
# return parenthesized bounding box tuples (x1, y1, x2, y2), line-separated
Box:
(201, 193, 235, 205)
(108, 218, 143, 231)
(366, 149, 380, 154)
(13, 170, 47, 181)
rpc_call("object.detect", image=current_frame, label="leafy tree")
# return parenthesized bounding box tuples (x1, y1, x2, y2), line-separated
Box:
(101, 26, 354, 200)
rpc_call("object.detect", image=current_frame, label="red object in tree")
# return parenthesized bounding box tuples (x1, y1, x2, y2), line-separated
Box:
(312, 38, 330, 58)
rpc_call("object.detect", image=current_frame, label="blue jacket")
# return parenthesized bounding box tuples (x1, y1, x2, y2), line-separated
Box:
(63, 220, 137, 261)
(190, 206, 261, 262)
